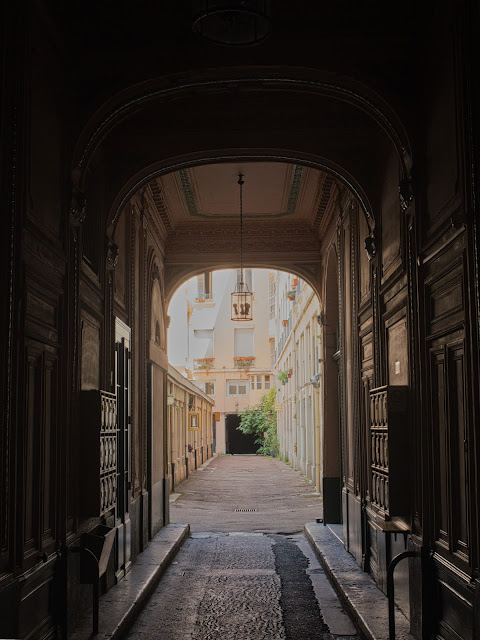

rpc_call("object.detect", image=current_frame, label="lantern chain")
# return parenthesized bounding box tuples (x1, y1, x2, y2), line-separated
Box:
(238, 173, 244, 285)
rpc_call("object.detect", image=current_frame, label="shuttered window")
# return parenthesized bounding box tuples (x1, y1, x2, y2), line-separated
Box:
(234, 328, 254, 357)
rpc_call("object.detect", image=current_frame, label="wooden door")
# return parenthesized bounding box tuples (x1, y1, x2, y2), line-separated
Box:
(115, 318, 132, 580)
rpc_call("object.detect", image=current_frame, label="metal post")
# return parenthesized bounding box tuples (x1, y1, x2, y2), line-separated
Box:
(70, 547, 100, 635)
(387, 550, 416, 640)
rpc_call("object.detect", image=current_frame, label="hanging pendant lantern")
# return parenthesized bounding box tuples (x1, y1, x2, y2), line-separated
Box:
(231, 279, 253, 321)
(231, 173, 253, 321)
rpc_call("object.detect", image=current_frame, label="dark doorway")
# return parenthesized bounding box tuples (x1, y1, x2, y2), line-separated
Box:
(225, 414, 257, 454)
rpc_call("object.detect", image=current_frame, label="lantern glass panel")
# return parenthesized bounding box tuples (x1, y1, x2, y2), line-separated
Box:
(231, 289, 253, 321)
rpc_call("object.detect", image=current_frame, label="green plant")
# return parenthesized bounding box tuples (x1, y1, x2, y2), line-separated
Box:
(237, 388, 279, 456)
(277, 370, 289, 383)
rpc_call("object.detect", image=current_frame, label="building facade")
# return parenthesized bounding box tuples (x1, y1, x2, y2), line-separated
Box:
(168, 269, 273, 454)
(166, 365, 214, 491)
(273, 274, 322, 487)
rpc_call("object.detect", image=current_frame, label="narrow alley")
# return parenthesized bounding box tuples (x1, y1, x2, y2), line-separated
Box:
(124, 455, 358, 640)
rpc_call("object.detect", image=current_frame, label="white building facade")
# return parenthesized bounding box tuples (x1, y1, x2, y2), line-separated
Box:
(272, 273, 323, 490)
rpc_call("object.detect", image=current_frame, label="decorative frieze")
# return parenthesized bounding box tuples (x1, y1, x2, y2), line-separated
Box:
(166, 224, 321, 253)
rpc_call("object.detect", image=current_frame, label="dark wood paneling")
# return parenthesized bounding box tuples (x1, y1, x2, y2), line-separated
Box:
(22, 343, 59, 568)
(434, 555, 475, 640)
(429, 334, 470, 569)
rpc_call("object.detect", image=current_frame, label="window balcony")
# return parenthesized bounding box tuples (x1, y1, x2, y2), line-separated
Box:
(195, 293, 214, 303)
(234, 356, 255, 369)
(193, 357, 215, 370)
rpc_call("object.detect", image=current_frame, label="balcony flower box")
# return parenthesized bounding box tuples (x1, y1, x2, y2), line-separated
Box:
(194, 357, 215, 370)
(234, 356, 255, 369)
(282, 319, 288, 326)
(287, 290, 296, 301)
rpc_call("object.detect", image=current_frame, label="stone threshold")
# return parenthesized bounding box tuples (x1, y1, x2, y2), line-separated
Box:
(70, 524, 190, 640)
(305, 522, 415, 640)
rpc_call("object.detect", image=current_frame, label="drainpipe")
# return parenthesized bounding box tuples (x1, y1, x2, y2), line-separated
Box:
(314, 384, 321, 493)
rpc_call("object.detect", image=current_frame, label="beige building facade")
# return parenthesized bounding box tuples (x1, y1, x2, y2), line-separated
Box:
(166, 365, 214, 491)
(168, 269, 273, 453)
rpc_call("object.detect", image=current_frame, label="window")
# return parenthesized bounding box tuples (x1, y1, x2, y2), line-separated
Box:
(227, 380, 248, 396)
(198, 381, 215, 395)
(256, 375, 262, 389)
(205, 381, 215, 395)
(250, 377, 255, 390)
(268, 276, 276, 318)
(264, 375, 271, 390)
(270, 338, 276, 368)
(196, 272, 212, 300)
(193, 329, 214, 359)
(234, 328, 254, 357)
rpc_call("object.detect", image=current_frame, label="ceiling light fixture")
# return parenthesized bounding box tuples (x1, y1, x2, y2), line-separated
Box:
(231, 173, 253, 321)
(192, 1, 272, 46)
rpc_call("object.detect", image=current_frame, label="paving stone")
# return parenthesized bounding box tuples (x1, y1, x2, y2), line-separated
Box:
(305, 523, 415, 640)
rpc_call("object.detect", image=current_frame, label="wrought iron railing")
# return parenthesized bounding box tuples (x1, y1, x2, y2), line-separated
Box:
(234, 356, 255, 369)
(194, 357, 215, 369)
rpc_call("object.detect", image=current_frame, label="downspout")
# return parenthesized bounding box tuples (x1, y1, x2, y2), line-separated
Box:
(314, 384, 321, 492)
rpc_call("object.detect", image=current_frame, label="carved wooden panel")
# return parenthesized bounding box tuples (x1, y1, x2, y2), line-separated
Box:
(79, 390, 117, 517)
(23, 342, 59, 568)
(114, 206, 128, 312)
(369, 385, 408, 517)
(360, 331, 373, 374)
(426, 265, 464, 336)
(381, 151, 403, 284)
(81, 312, 101, 391)
(424, 30, 462, 234)
(358, 210, 371, 307)
(430, 335, 470, 566)
(385, 314, 408, 386)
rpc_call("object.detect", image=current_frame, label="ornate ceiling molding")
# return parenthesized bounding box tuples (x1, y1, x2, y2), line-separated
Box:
(148, 179, 172, 233)
(312, 173, 335, 232)
(108, 150, 375, 232)
(177, 164, 304, 220)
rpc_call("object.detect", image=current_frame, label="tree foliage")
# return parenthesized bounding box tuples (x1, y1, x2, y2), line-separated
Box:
(237, 388, 279, 456)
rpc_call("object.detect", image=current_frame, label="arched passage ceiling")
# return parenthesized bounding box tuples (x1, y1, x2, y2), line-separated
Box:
(87, 79, 406, 228)
(65, 3, 417, 298)
(141, 160, 345, 298)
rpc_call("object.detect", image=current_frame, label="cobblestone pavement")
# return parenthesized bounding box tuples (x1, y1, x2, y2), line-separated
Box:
(125, 456, 358, 640)
(170, 454, 324, 534)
